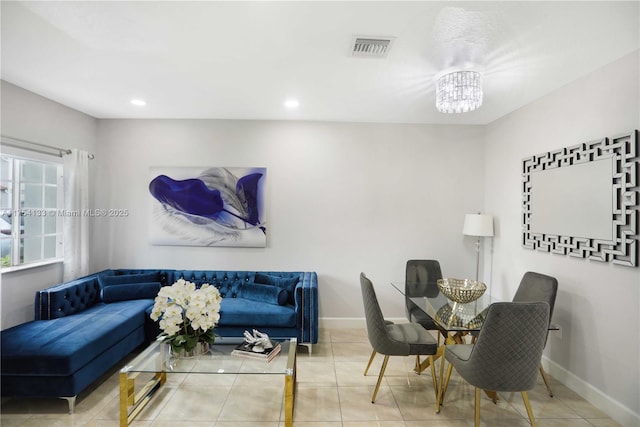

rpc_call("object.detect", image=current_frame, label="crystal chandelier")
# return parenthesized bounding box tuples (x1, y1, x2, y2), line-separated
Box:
(436, 70, 483, 113)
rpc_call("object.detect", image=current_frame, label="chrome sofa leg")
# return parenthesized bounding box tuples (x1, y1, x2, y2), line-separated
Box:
(61, 396, 76, 414)
(300, 343, 313, 355)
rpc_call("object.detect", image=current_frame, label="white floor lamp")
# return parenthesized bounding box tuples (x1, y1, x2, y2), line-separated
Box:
(463, 213, 494, 282)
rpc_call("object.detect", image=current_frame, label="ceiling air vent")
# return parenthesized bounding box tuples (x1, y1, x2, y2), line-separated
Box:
(351, 36, 394, 58)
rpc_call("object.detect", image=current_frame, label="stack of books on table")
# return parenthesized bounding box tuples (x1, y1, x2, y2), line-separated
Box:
(231, 341, 282, 362)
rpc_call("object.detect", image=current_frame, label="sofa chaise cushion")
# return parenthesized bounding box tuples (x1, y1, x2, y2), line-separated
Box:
(1, 299, 153, 376)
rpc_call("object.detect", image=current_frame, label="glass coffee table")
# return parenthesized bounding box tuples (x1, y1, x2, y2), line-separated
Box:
(119, 337, 297, 427)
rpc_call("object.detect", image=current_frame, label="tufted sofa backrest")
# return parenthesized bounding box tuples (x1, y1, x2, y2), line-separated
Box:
(34, 269, 306, 320)
(170, 270, 256, 298)
(168, 270, 303, 299)
(112, 269, 172, 286)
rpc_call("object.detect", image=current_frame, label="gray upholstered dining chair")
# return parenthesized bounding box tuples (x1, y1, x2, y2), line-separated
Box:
(513, 271, 558, 397)
(439, 301, 550, 427)
(468, 271, 558, 397)
(364, 260, 443, 376)
(405, 260, 442, 329)
(360, 272, 439, 403)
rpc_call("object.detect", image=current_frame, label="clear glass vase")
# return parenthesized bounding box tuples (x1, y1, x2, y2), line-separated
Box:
(172, 341, 210, 358)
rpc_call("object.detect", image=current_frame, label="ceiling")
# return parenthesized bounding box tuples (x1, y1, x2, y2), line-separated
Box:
(1, 1, 638, 125)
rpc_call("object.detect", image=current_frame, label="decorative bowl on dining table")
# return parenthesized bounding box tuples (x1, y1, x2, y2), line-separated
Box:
(437, 278, 487, 304)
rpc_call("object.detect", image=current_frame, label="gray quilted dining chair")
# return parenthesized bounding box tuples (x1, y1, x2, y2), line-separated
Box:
(405, 260, 442, 329)
(438, 301, 550, 427)
(513, 271, 558, 397)
(360, 272, 439, 403)
(468, 271, 558, 397)
(364, 260, 443, 376)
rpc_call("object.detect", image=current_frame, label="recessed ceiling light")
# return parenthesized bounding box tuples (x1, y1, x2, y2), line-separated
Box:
(130, 99, 147, 106)
(284, 99, 300, 109)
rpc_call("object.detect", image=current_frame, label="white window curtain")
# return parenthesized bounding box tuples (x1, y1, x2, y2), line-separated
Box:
(63, 149, 90, 281)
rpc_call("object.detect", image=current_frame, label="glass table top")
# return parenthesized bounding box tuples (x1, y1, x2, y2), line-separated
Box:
(391, 282, 558, 334)
(121, 337, 296, 375)
(392, 282, 491, 332)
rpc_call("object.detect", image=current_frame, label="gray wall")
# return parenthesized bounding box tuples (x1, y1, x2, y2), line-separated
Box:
(0, 81, 98, 329)
(93, 119, 485, 321)
(484, 50, 640, 424)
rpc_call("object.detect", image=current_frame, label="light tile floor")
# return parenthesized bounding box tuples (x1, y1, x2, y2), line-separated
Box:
(0, 328, 621, 427)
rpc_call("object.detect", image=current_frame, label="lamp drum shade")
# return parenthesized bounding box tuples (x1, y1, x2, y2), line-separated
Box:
(463, 214, 494, 237)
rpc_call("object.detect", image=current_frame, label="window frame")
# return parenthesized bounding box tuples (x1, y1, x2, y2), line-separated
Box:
(1, 153, 64, 271)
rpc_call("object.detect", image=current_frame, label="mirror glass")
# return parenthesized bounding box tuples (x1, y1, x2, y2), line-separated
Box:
(529, 156, 613, 241)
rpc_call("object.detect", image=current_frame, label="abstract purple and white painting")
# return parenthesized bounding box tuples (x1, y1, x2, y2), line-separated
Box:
(148, 167, 266, 247)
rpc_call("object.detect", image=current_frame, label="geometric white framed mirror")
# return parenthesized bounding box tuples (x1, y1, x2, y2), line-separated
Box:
(522, 129, 638, 267)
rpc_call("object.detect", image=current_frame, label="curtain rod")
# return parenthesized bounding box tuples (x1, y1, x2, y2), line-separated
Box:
(0, 135, 95, 159)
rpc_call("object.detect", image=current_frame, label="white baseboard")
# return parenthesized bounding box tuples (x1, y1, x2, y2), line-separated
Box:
(319, 317, 408, 329)
(542, 356, 639, 427)
(319, 317, 365, 329)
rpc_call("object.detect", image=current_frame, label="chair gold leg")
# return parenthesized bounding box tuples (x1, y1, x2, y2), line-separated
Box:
(539, 364, 553, 397)
(415, 355, 421, 373)
(364, 350, 377, 376)
(521, 391, 537, 427)
(429, 356, 437, 400)
(371, 355, 389, 403)
(416, 353, 437, 374)
(436, 347, 446, 413)
(474, 387, 481, 427)
(441, 363, 453, 405)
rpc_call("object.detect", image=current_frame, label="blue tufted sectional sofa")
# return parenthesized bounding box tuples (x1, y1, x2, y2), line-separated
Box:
(0, 268, 318, 412)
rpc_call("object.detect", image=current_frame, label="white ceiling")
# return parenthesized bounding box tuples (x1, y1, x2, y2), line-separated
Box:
(1, 1, 638, 125)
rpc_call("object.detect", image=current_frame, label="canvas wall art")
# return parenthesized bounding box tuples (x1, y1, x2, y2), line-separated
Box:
(148, 167, 266, 247)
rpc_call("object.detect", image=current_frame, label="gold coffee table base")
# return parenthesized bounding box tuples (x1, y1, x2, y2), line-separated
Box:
(119, 371, 166, 426)
(119, 338, 297, 427)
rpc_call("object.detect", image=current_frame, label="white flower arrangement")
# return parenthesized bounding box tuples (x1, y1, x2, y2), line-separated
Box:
(150, 279, 222, 352)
